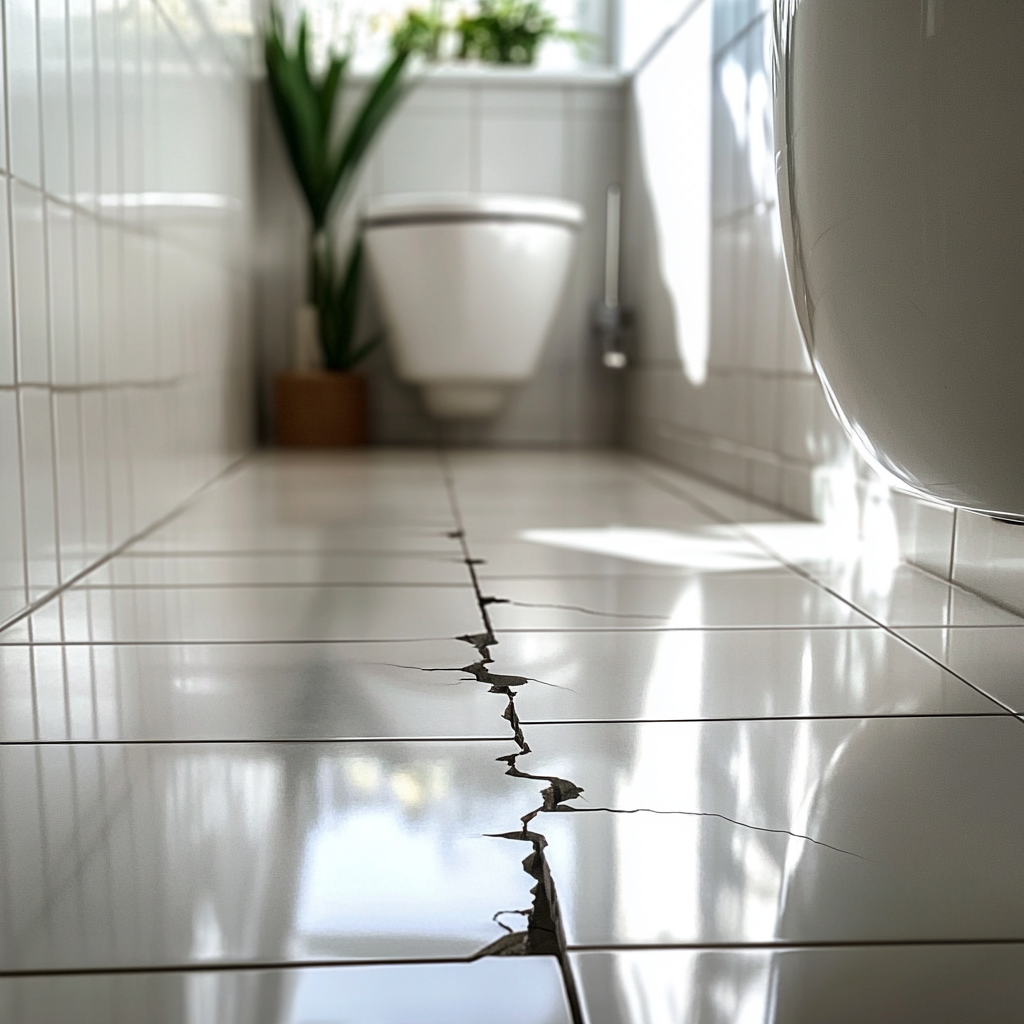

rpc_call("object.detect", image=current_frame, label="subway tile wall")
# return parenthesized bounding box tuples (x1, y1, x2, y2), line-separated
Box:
(624, 0, 1024, 618)
(0, 0, 253, 628)
(254, 71, 625, 446)
(623, 0, 864, 520)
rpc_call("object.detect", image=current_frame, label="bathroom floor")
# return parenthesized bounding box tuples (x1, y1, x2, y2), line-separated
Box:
(4, 449, 1024, 1022)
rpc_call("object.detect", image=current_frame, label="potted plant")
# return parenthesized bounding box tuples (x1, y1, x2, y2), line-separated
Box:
(264, 6, 411, 446)
(390, 0, 581, 67)
(457, 0, 559, 65)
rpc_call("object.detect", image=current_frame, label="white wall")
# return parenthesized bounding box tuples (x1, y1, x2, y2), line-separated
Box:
(255, 68, 626, 446)
(0, 0, 253, 628)
(624, 0, 863, 520)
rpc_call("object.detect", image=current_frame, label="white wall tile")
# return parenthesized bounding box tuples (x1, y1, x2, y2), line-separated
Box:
(47, 200, 77, 386)
(12, 184, 50, 385)
(53, 390, 87, 578)
(19, 387, 59, 594)
(39, 0, 72, 200)
(69, 0, 98, 209)
(480, 115, 566, 196)
(0, 182, 15, 387)
(7, 0, 41, 185)
(374, 111, 473, 195)
(952, 511, 1024, 618)
(892, 491, 955, 581)
(0, 391, 26, 622)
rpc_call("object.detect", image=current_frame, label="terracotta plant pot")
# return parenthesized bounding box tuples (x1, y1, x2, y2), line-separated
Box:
(274, 371, 368, 447)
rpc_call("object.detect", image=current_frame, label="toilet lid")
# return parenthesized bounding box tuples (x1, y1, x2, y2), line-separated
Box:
(363, 193, 584, 229)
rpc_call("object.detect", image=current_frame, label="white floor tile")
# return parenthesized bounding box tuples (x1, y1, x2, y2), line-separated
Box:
(530, 717, 1024, 945)
(571, 946, 1024, 1024)
(485, 573, 873, 631)
(0, 959, 573, 1024)
(486, 628, 1000, 722)
(0, 740, 535, 971)
(18, 584, 483, 643)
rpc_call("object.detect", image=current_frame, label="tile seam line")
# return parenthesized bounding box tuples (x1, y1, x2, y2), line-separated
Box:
(0, 736, 518, 747)
(0, 953, 518, 979)
(628, 459, 1022, 718)
(0, 451, 254, 639)
(567, 938, 1024, 952)
(68, 582, 477, 591)
(3, 713, 1014, 747)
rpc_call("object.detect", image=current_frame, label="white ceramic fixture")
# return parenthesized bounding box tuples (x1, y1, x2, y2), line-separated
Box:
(774, 0, 1024, 516)
(363, 194, 583, 419)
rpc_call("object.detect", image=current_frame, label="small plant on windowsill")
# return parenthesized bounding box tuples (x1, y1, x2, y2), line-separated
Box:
(391, 0, 586, 67)
(263, 5, 412, 446)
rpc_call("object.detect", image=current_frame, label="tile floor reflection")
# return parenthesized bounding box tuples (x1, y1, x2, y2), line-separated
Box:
(2, 450, 1023, 1022)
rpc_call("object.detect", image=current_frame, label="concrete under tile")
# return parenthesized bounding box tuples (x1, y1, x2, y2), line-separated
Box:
(0, 958, 573, 1024)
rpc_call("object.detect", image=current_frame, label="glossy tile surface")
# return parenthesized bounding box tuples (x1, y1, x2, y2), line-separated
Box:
(79, 552, 470, 586)
(571, 947, 1024, 1024)
(488, 628, 1000, 722)
(529, 718, 1024, 945)
(0, 740, 536, 971)
(485, 573, 872, 630)
(10, 449, 1024, 1018)
(0, 958, 573, 1024)
(0, 641, 502, 742)
(9, 584, 482, 644)
(809, 563, 1024, 627)
(899, 626, 1024, 713)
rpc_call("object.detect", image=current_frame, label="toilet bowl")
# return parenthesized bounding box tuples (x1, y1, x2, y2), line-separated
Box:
(774, 0, 1024, 516)
(363, 194, 583, 419)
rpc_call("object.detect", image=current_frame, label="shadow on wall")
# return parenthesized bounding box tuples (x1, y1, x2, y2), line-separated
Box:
(623, 0, 714, 386)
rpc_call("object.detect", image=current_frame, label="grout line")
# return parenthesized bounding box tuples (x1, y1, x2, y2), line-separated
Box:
(68, 581, 478, 591)
(626, 459, 1022, 716)
(519, 713, 1016, 726)
(0, 952, 524, 980)
(569, 938, 1024, 953)
(0, 451, 253, 638)
(0, 736, 516, 747)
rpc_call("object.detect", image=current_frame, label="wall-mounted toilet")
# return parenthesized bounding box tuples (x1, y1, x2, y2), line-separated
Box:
(363, 194, 584, 419)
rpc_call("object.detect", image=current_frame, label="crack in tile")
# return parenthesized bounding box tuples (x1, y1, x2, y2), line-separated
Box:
(559, 807, 867, 860)
(497, 599, 672, 621)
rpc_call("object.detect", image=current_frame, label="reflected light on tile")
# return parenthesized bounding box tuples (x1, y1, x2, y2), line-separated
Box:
(519, 527, 775, 571)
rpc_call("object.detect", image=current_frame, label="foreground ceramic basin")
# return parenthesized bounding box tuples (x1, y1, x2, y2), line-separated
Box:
(774, 0, 1024, 515)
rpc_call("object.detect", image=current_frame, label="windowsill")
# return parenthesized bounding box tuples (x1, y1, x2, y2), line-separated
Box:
(350, 64, 626, 87)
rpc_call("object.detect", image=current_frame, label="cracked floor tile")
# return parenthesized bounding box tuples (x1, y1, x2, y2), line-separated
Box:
(0, 740, 537, 972)
(483, 628, 1003, 722)
(519, 718, 1024, 946)
(13, 584, 482, 644)
(570, 945, 1024, 1024)
(0, 640, 507, 742)
(480, 574, 873, 631)
(0, 958, 573, 1024)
